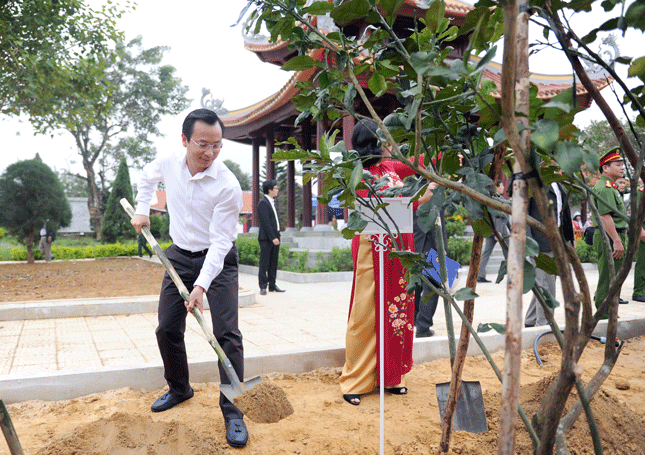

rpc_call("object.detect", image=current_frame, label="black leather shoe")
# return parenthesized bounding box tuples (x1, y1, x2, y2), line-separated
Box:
(225, 418, 248, 448)
(415, 329, 435, 338)
(619, 298, 629, 305)
(477, 277, 490, 283)
(259, 288, 267, 295)
(269, 286, 285, 292)
(633, 295, 645, 302)
(151, 387, 193, 412)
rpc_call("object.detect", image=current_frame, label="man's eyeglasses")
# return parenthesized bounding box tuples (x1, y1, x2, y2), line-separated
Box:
(191, 139, 223, 151)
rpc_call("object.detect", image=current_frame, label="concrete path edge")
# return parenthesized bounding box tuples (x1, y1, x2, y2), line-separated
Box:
(2, 317, 642, 404)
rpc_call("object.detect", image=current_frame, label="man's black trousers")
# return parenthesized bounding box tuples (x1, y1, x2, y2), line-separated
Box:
(156, 243, 244, 420)
(258, 240, 280, 290)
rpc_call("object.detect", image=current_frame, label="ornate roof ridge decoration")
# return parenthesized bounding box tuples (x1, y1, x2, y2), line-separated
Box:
(470, 55, 614, 103)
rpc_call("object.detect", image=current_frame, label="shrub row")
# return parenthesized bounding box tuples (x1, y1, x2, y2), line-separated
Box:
(10, 241, 174, 261)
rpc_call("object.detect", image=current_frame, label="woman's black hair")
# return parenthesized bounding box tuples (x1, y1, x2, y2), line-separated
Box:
(351, 119, 383, 168)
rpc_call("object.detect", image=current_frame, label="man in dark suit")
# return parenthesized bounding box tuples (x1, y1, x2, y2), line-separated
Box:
(257, 179, 285, 295)
(413, 205, 448, 338)
(524, 182, 574, 327)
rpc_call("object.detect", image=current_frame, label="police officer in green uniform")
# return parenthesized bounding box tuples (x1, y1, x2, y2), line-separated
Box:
(633, 185, 645, 302)
(592, 148, 629, 315)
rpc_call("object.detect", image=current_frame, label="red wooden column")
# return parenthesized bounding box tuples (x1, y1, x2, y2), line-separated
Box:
(342, 115, 355, 223)
(286, 151, 296, 231)
(265, 129, 275, 180)
(301, 120, 313, 230)
(251, 137, 261, 230)
(315, 119, 330, 230)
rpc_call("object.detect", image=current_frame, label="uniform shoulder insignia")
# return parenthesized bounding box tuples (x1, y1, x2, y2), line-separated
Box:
(605, 180, 617, 189)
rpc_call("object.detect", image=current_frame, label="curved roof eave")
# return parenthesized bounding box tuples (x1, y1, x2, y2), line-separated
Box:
(243, 0, 473, 58)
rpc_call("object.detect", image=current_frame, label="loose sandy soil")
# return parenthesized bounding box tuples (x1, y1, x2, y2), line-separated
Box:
(1, 259, 645, 454)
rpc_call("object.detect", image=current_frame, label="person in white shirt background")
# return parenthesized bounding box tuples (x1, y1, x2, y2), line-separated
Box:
(130, 108, 248, 448)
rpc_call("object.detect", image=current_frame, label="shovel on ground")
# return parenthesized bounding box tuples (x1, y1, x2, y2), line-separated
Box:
(435, 380, 487, 433)
(120, 199, 262, 403)
(430, 218, 487, 433)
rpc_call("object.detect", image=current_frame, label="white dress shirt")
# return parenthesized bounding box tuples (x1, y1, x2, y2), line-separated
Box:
(266, 195, 280, 232)
(135, 150, 243, 290)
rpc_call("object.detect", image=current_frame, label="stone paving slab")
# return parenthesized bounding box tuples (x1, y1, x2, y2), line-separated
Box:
(1, 265, 645, 403)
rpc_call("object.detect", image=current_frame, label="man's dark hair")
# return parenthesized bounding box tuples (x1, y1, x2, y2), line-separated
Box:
(262, 179, 278, 195)
(351, 119, 383, 168)
(182, 108, 224, 140)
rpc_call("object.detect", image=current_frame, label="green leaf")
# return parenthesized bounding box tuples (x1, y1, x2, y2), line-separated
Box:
(349, 161, 364, 196)
(531, 119, 559, 152)
(525, 236, 539, 258)
(539, 286, 560, 310)
(473, 45, 497, 75)
(535, 253, 559, 275)
(381, 0, 406, 15)
(368, 72, 387, 96)
(330, 0, 371, 23)
(454, 287, 479, 301)
(346, 209, 368, 231)
(271, 149, 314, 161)
(543, 99, 572, 113)
(523, 259, 536, 294)
(554, 141, 584, 177)
(425, 0, 446, 35)
(477, 323, 505, 334)
(281, 55, 316, 71)
(628, 56, 645, 78)
(496, 260, 507, 283)
(305, 1, 335, 15)
(471, 218, 493, 237)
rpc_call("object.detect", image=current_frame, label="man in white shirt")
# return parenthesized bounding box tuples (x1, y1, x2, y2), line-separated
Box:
(257, 179, 285, 294)
(130, 109, 248, 448)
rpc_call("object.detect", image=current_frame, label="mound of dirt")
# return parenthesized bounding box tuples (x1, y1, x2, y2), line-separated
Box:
(233, 381, 294, 424)
(3, 336, 645, 455)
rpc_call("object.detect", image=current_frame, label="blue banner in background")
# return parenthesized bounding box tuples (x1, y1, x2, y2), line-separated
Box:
(423, 248, 460, 288)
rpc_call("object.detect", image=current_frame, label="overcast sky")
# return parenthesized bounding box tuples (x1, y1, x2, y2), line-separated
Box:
(1, 1, 642, 180)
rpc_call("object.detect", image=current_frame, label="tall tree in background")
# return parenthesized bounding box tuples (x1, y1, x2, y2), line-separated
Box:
(30, 36, 191, 238)
(0, 0, 128, 119)
(0, 155, 71, 263)
(101, 158, 134, 243)
(224, 159, 252, 191)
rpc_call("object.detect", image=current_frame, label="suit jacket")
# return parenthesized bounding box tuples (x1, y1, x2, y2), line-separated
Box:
(528, 183, 574, 252)
(258, 196, 280, 241)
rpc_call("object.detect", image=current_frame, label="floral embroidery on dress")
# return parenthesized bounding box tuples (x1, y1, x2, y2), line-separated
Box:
(388, 277, 411, 342)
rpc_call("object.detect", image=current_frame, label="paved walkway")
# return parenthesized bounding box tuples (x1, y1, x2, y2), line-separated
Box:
(1, 259, 644, 379)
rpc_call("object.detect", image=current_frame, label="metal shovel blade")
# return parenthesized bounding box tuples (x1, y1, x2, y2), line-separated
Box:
(435, 381, 487, 433)
(220, 375, 263, 403)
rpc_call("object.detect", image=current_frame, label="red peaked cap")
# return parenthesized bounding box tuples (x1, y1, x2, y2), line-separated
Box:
(431, 152, 442, 166)
(599, 148, 623, 167)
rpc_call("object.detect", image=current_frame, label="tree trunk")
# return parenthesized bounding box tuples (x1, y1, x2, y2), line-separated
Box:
(26, 230, 35, 264)
(497, 1, 529, 453)
(84, 159, 104, 239)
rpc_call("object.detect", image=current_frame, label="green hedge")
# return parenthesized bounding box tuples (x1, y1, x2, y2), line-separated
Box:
(575, 238, 598, 264)
(9, 241, 174, 261)
(448, 237, 473, 266)
(236, 234, 353, 272)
